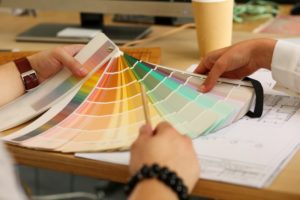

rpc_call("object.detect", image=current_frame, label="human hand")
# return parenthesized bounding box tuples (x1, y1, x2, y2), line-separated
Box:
(28, 45, 87, 82)
(130, 122, 200, 192)
(194, 38, 277, 92)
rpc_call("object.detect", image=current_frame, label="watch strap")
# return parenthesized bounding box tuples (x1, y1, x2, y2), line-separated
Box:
(14, 57, 39, 91)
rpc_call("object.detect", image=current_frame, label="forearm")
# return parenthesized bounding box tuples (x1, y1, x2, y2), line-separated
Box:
(0, 62, 25, 107)
(129, 179, 178, 200)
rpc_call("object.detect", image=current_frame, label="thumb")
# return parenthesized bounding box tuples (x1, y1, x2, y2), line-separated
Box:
(58, 50, 88, 77)
(64, 44, 85, 56)
(139, 124, 153, 137)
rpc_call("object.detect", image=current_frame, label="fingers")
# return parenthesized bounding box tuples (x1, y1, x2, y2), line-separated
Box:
(194, 59, 209, 75)
(53, 47, 88, 77)
(133, 124, 153, 147)
(63, 44, 85, 56)
(194, 47, 228, 75)
(138, 124, 153, 138)
(154, 121, 182, 138)
(135, 121, 182, 147)
(200, 59, 227, 93)
(194, 48, 229, 93)
(155, 121, 172, 133)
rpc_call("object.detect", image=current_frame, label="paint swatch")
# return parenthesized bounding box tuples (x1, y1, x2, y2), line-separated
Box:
(0, 34, 118, 132)
(4, 38, 255, 153)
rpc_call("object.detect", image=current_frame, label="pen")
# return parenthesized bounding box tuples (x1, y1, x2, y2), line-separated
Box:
(139, 83, 152, 127)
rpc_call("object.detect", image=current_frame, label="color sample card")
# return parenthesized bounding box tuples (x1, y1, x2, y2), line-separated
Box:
(0, 34, 118, 132)
(4, 36, 254, 153)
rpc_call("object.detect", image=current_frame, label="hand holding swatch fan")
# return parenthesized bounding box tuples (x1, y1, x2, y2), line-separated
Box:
(2, 33, 263, 152)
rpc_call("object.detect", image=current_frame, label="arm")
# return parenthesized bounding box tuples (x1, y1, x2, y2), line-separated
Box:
(129, 122, 200, 200)
(0, 62, 25, 106)
(194, 38, 300, 94)
(194, 38, 276, 92)
(0, 45, 87, 107)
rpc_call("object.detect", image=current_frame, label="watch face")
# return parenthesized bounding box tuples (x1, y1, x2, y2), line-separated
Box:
(23, 72, 39, 91)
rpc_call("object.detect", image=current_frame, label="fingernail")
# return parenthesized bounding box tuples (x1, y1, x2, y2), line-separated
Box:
(140, 125, 147, 133)
(146, 124, 152, 132)
(200, 85, 206, 93)
(79, 67, 88, 76)
(140, 124, 152, 135)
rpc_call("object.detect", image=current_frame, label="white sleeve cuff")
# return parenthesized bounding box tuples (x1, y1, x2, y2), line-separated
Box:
(271, 40, 300, 93)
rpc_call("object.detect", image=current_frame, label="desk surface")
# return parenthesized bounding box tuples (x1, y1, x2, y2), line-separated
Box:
(1, 6, 300, 200)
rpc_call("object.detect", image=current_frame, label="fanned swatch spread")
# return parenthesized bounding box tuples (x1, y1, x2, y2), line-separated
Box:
(3, 34, 255, 152)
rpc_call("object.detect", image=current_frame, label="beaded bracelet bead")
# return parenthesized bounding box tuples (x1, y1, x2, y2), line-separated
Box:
(124, 164, 189, 200)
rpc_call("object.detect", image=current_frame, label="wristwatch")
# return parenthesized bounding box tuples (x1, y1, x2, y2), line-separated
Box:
(14, 57, 39, 91)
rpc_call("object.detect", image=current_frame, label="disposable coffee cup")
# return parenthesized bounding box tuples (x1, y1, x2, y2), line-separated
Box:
(192, 0, 233, 58)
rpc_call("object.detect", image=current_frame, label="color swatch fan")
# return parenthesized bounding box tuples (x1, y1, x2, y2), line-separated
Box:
(3, 34, 260, 152)
(0, 34, 118, 132)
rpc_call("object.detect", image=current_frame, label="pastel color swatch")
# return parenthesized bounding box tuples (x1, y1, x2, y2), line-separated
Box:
(6, 52, 254, 153)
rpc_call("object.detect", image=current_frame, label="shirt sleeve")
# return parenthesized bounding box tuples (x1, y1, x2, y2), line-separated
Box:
(271, 40, 300, 94)
(0, 142, 27, 200)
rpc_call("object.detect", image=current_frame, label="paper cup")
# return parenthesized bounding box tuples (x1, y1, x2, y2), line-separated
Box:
(192, 0, 233, 58)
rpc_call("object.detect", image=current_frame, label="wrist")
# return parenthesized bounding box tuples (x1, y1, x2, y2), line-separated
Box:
(27, 55, 42, 82)
(129, 179, 178, 200)
(14, 57, 40, 91)
(254, 38, 277, 70)
(125, 164, 189, 200)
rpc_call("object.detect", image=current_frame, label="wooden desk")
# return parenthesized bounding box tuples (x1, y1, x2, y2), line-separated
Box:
(0, 8, 285, 68)
(1, 6, 300, 200)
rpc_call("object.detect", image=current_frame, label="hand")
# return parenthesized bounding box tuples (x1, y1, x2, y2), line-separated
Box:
(27, 45, 87, 82)
(194, 38, 277, 92)
(130, 122, 200, 192)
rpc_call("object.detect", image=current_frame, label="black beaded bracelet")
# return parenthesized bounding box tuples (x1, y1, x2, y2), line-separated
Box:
(124, 164, 189, 200)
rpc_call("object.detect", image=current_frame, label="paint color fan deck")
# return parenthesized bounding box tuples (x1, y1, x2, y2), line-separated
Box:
(3, 34, 255, 153)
